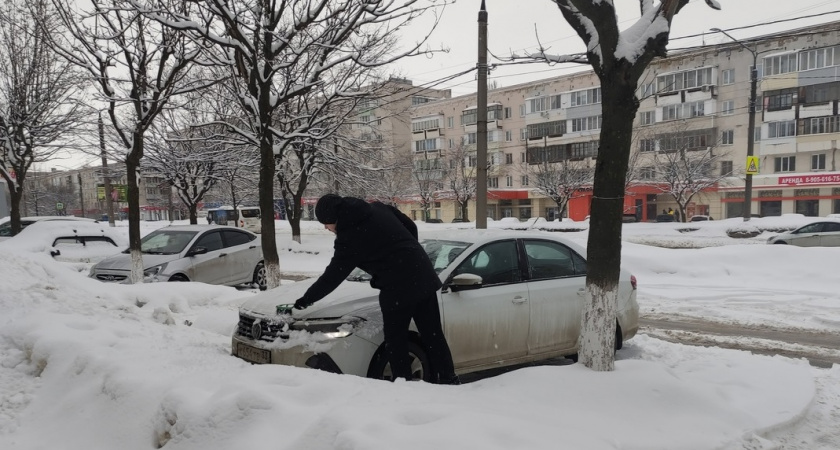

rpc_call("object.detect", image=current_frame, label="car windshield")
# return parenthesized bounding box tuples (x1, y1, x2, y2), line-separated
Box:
(139, 230, 198, 254)
(420, 239, 472, 273)
(346, 268, 372, 282)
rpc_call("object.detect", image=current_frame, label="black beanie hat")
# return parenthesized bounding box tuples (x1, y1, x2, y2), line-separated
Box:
(315, 194, 343, 224)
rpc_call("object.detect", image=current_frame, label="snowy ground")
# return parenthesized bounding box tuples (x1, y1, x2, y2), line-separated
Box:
(0, 215, 838, 449)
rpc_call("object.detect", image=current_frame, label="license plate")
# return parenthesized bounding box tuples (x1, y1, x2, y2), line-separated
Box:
(236, 343, 271, 364)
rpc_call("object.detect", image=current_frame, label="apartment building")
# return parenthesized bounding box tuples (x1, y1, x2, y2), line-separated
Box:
(402, 20, 840, 222)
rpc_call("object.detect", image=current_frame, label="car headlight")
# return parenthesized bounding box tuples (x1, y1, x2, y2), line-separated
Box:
(143, 263, 168, 282)
(291, 317, 361, 339)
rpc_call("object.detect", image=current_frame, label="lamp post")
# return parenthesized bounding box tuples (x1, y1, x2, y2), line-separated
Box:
(711, 28, 758, 221)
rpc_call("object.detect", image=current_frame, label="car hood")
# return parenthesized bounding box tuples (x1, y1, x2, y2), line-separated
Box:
(94, 252, 181, 270)
(240, 278, 382, 321)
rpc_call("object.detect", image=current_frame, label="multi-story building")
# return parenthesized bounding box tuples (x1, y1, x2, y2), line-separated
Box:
(401, 20, 840, 222)
(23, 164, 175, 221)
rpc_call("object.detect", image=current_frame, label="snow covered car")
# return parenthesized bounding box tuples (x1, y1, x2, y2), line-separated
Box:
(232, 230, 639, 381)
(89, 225, 266, 289)
(0, 215, 98, 241)
(767, 220, 840, 247)
(0, 220, 125, 264)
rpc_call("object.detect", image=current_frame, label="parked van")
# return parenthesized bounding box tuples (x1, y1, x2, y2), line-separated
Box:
(237, 206, 262, 234)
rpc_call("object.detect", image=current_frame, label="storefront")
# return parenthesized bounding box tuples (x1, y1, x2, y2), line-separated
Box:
(721, 172, 840, 218)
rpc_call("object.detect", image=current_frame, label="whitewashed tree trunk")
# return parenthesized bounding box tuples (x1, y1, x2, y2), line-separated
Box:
(578, 285, 617, 371)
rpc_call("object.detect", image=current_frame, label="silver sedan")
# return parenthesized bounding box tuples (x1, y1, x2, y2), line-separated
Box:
(231, 230, 639, 381)
(767, 220, 840, 247)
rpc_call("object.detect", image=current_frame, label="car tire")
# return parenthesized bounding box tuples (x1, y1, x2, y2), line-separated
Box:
(169, 274, 189, 282)
(773, 241, 788, 245)
(253, 262, 267, 291)
(367, 340, 432, 382)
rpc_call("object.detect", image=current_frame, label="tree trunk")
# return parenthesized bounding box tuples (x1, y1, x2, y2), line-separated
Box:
(579, 78, 639, 371)
(189, 204, 198, 224)
(289, 192, 303, 244)
(259, 138, 280, 289)
(127, 134, 144, 284)
(8, 181, 23, 235)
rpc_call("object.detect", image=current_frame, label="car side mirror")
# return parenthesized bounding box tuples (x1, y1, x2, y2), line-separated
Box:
(447, 273, 483, 292)
(50, 249, 61, 258)
(187, 246, 208, 257)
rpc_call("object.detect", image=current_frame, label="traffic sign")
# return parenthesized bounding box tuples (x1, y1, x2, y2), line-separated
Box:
(746, 156, 759, 175)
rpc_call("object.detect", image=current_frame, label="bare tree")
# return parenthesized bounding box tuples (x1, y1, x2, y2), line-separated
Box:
(50, 0, 208, 283)
(442, 143, 478, 221)
(526, 140, 596, 219)
(0, 0, 86, 235)
(640, 123, 731, 221)
(411, 152, 445, 221)
(528, 0, 722, 370)
(139, 0, 450, 288)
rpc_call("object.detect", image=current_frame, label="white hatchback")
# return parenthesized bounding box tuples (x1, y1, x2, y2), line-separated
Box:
(231, 230, 639, 381)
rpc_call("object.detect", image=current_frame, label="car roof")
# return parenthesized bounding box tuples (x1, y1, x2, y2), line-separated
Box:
(420, 228, 585, 248)
(151, 224, 255, 233)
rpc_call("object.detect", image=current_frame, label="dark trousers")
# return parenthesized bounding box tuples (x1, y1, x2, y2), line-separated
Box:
(379, 289, 455, 382)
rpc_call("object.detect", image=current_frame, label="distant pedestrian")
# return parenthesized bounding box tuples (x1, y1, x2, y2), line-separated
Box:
(293, 194, 459, 384)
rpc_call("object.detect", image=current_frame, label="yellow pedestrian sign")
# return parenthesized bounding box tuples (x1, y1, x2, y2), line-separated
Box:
(746, 156, 759, 175)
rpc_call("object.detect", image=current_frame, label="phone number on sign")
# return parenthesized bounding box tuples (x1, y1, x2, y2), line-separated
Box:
(778, 174, 840, 185)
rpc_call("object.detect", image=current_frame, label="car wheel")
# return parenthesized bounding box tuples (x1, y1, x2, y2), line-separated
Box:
(773, 241, 788, 245)
(253, 262, 267, 291)
(368, 340, 432, 382)
(169, 274, 189, 282)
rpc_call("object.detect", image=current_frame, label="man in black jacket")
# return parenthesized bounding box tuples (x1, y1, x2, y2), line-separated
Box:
(293, 194, 459, 384)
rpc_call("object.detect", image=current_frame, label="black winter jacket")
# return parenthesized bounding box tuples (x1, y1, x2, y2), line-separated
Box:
(298, 198, 442, 306)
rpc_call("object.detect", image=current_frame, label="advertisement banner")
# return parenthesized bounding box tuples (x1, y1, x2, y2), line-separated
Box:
(97, 184, 128, 202)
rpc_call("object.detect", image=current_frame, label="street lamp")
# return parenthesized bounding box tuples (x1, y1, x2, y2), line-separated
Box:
(711, 28, 758, 221)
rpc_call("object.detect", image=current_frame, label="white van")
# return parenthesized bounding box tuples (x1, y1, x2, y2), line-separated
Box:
(238, 206, 262, 234)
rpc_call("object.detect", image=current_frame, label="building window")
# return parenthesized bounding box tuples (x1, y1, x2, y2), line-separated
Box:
(527, 120, 566, 139)
(519, 128, 528, 141)
(638, 82, 654, 98)
(521, 175, 529, 186)
(571, 115, 602, 132)
(774, 156, 796, 172)
(447, 117, 454, 128)
(768, 121, 796, 138)
(639, 111, 655, 125)
(463, 133, 477, 145)
(639, 139, 656, 152)
(569, 87, 601, 107)
(721, 69, 735, 85)
(461, 109, 477, 126)
(488, 177, 499, 188)
(505, 130, 513, 142)
(812, 154, 826, 170)
(720, 160, 733, 176)
(411, 118, 441, 132)
(754, 127, 761, 142)
(505, 153, 513, 164)
(519, 104, 526, 117)
(721, 130, 734, 145)
(765, 89, 795, 111)
(657, 67, 713, 93)
(414, 139, 439, 152)
(504, 107, 512, 119)
(526, 96, 548, 113)
(801, 116, 840, 135)
(764, 53, 797, 76)
(521, 152, 527, 163)
(799, 46, 837, 71)
(662, 101, 704, 121)
(505, 176, 513, 187)
(721, 100, 734, 115)
(640, 167, 656, 179)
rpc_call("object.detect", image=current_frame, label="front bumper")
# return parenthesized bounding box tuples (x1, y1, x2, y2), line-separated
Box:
(231, 326, 380, 378)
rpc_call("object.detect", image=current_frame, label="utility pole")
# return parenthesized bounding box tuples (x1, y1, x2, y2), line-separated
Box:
(475, 0, 488, 229)
(712, 28, 758, 221)
(99, 112, 116, 226)
(77, 172, 85, 218)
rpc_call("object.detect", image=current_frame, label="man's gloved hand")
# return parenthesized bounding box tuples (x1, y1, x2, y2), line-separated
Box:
(293, 298, 313, 310)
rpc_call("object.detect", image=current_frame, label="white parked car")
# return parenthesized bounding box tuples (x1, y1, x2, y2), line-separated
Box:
(0, 220, 126, 264)
(89, 225, 266, 289)
(767, 220, 840, 247)
(232, 230, 639, 381)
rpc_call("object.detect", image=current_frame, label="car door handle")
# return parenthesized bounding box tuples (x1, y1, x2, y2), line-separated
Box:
(249, 245, 257, 249)
(512, 296, 527, 304)
(219, 253, 227, 257)
(577, 288, 586, 297)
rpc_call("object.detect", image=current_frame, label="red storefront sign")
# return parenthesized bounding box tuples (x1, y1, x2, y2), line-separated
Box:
(778, 174, 840, 185)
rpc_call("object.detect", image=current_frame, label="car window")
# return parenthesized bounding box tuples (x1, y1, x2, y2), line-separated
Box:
(53, 236, 117, 247)
(240, 208, 260, 218)
(420, 239, 471, 273)
(194, 231, 224, 252)
(451, 240, 520, 285)
(796, 223, 823, 234)
(141, 230, 198, 254)
(823, 222, 840, 232)
(223, 229, 254, 247)
(524, 239, 585, 279)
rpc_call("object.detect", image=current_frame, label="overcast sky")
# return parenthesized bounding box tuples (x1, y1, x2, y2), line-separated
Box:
(391, 0, 840, 96)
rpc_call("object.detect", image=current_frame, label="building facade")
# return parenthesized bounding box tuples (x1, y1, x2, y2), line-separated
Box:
(401, 20, 840, 222)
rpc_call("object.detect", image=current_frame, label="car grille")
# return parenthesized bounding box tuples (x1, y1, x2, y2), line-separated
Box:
(237, 313, 290, 342)
(95, 274, 128, 282)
